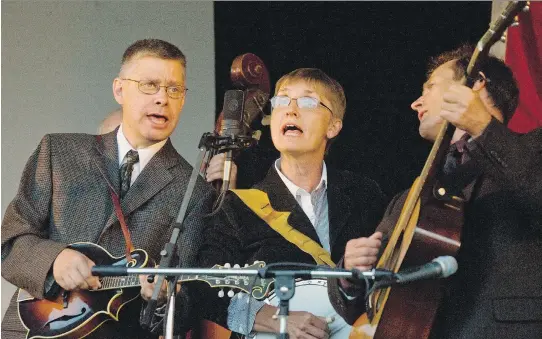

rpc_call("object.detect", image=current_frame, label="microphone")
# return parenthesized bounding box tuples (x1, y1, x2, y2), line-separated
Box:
(217, 90, 245, 192)
(220, 89, 245, 137)
(377, 256, 458, 287)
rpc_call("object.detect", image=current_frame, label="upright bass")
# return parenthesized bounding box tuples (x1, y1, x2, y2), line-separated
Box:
(198, 53, 271, 339)
(351, 2, 528, 338)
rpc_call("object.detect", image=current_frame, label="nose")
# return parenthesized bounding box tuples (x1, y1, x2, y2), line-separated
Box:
(285, 99, 300, 116)
(153, 87, 169, 106)
(411, 96, 423, 111)
(285, 108, 299, 117)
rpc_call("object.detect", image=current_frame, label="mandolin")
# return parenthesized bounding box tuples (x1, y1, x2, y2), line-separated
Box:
(17, 242, 271, 339)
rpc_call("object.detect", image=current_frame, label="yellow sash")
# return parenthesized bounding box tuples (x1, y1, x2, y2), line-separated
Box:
(230, 189, 336, 268)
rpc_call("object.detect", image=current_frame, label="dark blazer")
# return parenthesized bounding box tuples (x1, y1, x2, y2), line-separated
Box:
(329, 120, 542, 338)
(191, 165, 387, 332)
(1, 129, 214, 339)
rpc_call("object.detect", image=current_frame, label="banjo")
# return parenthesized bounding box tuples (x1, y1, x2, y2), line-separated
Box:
(252, 279, 352, 339)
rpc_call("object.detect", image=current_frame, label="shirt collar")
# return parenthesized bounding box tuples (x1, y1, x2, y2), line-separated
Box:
(274, 158, 327, 197)
(116, 124, 167, 169)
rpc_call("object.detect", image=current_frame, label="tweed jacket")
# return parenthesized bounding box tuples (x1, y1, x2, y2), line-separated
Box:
(185, 165, 387, 334)
(1, 129, 214, 339)
(329, 119, 542, 338)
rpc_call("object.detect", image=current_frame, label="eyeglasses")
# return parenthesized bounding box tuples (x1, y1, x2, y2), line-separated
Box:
(270, 95, 333, 114)
(122, 78, 188, 99)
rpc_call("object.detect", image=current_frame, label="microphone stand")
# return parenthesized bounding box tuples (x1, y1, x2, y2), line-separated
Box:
(199, 132, 256, 201)
(142, 132, 256, 337)
(221, 150, 233, 192)
(271, 274, 297, 339)
(141, 147, 207, 337)
(165, 276, 178, 339)
(94, 265, 393, 339)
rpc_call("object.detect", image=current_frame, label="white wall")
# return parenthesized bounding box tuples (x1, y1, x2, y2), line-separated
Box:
(1, 1, 215, 319)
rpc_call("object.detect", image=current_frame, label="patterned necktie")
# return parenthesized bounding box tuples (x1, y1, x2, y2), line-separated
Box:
(120, 150, 139, 199)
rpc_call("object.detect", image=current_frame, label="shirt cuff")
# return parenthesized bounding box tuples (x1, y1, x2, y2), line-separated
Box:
(43, 270, 60, 297)
(227, 292, 266, 335)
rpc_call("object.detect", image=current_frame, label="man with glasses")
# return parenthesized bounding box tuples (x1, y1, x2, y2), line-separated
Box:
(149, 68, 387, 338)
(328, 46, 542, 339)
(2, 39, 214, 339)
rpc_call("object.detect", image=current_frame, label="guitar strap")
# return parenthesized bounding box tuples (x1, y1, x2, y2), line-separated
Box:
(230, 189, 336, 268)
(96, 134, 135, 262)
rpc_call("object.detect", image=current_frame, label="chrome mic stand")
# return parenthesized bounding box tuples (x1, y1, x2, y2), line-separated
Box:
(95, 264, 392, 339)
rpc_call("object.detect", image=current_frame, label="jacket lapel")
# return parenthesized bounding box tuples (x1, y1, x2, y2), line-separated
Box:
(255, 167, 322, 245)
(438, 159, 482, 202)
(92, 129, 120, 196)
(103, 139, 181, 230)
(327, 168, 352, 250)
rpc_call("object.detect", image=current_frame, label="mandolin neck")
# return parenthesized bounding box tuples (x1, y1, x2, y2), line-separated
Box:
(95, 274, 204, 291)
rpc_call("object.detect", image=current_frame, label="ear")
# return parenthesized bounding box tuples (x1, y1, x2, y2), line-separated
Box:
(327, 118, 343, 139)
(472, 71, 488, 92)
(179, 95, 187, 113)
(112, 78, 124, 105)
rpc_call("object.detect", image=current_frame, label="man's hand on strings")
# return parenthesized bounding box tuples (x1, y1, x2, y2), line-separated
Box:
(53, 248, 101, 291)
(344, 232, 382, 271)
(440, 82, 493, 138)
(139, 266, 173, 306)
(340, 232, 382, 290)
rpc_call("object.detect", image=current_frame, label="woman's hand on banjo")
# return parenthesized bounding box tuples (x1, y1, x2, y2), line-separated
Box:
(254, 304, 331, 339)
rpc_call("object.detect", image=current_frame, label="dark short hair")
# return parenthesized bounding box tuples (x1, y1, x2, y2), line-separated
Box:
(427, 44, 519, 123)
(121, 39, 186, 71)
(275, 68, 346, 120)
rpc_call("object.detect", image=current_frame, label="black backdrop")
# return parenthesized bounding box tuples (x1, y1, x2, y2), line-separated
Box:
(214, 2, 491, 196)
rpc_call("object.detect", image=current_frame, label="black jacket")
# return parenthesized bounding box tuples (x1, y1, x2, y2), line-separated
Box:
(329, 119, 542, 339)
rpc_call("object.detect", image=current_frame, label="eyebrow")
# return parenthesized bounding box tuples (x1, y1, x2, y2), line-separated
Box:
(422, 77, 437, 89)
(145, 79, 184, 87)
(278, 88, 318, 96)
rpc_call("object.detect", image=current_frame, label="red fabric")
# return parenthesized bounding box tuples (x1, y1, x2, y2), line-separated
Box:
(505, 2, 542, 133)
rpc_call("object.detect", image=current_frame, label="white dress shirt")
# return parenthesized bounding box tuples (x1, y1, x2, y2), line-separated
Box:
(116, 124, 167, 185)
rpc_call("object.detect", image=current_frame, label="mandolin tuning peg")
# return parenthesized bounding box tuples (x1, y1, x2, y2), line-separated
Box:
(523, 3, 530, 12)
(218, 289, 225, 298)
(224, 263, 231, 268)
(227, 290, 235, 298)
(233, 264, 240, 268)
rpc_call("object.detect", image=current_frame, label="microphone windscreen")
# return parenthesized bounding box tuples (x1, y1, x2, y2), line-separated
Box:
(222, 89, 244, 122)
(220, 90, 244, 137)
(433, 256, 458, 278)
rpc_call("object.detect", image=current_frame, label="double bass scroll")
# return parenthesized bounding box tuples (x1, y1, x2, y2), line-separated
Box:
(203, 53, 271, 193)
